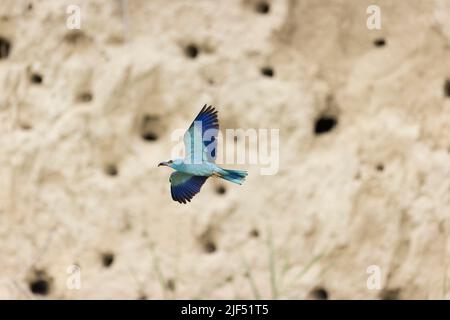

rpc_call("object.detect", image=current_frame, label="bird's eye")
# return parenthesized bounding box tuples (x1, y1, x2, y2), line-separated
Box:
(168, 160, 173, 164)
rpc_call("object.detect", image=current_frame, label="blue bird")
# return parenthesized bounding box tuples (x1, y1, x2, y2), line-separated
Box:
(158, 105, 248, 204)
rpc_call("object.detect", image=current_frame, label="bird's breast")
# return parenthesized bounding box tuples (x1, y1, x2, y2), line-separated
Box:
(181, 162, 215, 176)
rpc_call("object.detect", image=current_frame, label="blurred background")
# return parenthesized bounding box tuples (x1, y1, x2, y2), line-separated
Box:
(0, 0, 450, 299)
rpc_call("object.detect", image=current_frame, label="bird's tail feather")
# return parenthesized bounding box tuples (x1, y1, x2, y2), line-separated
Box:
(219, 169, 248, 185)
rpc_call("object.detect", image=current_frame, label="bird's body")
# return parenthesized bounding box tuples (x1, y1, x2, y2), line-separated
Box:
(158, 105, 248, 203)
(169, 159, 219, 177)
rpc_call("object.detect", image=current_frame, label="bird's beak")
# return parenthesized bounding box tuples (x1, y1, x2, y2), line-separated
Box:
(158, 162, 168, 167)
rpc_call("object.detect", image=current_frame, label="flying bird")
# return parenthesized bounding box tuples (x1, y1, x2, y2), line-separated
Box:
(158, 105, 248, 204)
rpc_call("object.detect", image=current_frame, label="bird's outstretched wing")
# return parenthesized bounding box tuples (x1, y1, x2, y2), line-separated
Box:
(170, 172, 208, 204)
(183, 105, 219, 164)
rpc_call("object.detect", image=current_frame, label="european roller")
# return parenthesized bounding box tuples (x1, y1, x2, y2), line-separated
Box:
(158, 105, 248, 204)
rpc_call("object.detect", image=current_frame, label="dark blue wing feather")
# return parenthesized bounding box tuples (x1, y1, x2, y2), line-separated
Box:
(184, 105, 219, 163)
(170, 172, 208, 204)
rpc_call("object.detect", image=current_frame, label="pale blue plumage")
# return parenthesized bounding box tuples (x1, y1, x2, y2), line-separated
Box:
(158, 105, 247, 204)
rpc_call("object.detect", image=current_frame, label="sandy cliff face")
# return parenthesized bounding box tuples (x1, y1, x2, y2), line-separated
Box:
(0, 0, 449, 299)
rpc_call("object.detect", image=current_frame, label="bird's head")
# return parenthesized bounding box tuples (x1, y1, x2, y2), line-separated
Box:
(158, 158, 183, 169)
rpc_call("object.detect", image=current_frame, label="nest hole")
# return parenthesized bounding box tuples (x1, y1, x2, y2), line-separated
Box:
(203, 240, 217, 253)
(314, 115, 337, 135)
(255, 1, 270, 14)
(140, 114, 159, 142)
(104, 164, 119, 177)
(379, 288, 400, 300)
(184, 44, 199, 59)
(0, 37, 11, 59)
(166, 279, 176, 291)
(30, 73, 43, 84)
(30, 279, 50, 296)
(64, 30, 86, 44)
(77, 92, 93, 103)
(249, 228, 260, 238)
(309, 287, 328, 300)
(444, 79, 450, 98)
(29, 271, 52, 296)
(20, 122, 32, 130)
(373, 38, 386, 47)
(198, 228, 218, 254)
(101, 252, 115, 268)
(142, 132, 158, 142)
(261, 66, 274, 77)
(215, 185, 226, 195)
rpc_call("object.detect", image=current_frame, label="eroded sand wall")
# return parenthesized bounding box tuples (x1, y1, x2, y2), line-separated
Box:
(0, 0, 449, 299)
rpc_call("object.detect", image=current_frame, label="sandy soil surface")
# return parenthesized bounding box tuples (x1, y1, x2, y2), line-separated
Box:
(0, 0, 450, 299)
